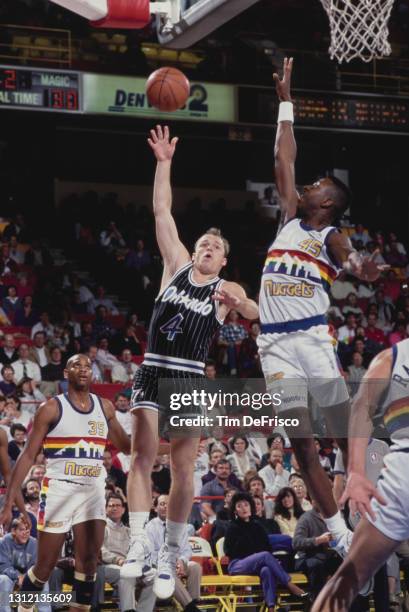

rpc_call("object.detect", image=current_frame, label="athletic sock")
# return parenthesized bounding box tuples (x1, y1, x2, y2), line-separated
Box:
(165, 519, 186, 551)
(129, 511, 150, 538)
(324, 511, 348, 540)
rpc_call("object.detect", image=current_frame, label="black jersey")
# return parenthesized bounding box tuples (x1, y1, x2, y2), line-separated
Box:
(144, 262, 223, 373)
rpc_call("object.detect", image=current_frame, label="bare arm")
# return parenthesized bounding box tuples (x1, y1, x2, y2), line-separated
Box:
(102, 399, 131, 455)
(148, 126, 190, 285)
(339, 350, 391, 519)
(213, 282, 259, 321)
(327, 231, 389, 282)
(273, 58, 299, 224)
(0, 429, 10, 485)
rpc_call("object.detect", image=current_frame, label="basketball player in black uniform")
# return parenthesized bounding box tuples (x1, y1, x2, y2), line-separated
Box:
(121, 125, 258, 598)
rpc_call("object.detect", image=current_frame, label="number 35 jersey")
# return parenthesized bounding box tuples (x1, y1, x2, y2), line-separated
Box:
(259, 218, 341, 329)
(43, 393, 108, 486)
(144, 262, 224, 374)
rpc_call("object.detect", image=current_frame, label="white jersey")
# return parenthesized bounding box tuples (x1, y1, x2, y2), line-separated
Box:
(259, 218, 341, 333)
(43, 393, 108, 485)
(381, 338, 409, 449)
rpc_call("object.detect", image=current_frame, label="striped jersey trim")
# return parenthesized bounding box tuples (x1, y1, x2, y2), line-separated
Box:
(263, 248, 338, 291)
(384, 397, 409, 434)
(143, 352, 205, 373)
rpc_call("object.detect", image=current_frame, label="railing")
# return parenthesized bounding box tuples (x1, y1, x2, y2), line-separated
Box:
(0, 24, 72, 68)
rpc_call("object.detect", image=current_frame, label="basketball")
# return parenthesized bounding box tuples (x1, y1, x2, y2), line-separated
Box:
(146, 67, 190, 112)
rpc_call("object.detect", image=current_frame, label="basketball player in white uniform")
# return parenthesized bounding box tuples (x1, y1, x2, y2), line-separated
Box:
(312, 339, 409, 610)
(122, 125, 258, 598)
(259, 58, 388, 552)
(0, 354, 130, 612)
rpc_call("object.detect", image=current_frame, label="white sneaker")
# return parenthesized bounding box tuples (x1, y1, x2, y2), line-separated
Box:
(153, 543, 177, 599)
(332, 529, 374, 597)
(120, 535, 153, 579)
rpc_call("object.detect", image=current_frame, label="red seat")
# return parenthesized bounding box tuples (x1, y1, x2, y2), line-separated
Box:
(132, 355, 144, 365)
(108, 315, 126, 329)
(90, 383, 125, 401)
(2, 326, 31, 336)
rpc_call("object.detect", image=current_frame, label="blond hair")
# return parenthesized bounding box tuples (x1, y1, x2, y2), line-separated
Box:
(194, 227, 230, 257)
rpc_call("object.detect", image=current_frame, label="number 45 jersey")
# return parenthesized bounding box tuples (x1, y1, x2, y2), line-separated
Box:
(144, 262, 224, 374)
(259, 218, 342, 332)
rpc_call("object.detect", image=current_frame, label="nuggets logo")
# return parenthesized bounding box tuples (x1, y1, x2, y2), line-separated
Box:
(263, 280, 315, 298)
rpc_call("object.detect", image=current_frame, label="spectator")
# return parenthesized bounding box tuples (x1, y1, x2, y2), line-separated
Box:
(100, 221, 126, 251)
(7, 235, 24, 265)
(16, 378, 45, 422)
(28, 332, 50, 368)
(202, 448, 242, 489)
(23, 478, 41, 516)
(350, 223, 370, 246)
(87, 345, 104, 383)
(210, 488, 238, 550)
(386, 232, 407, 256)
(98, 494, 155, 612)
(146, 494, 202, 612)
(3, 396, 23, 427)
(289, 476, 312, 511)
(0, 518, 52, 612)
(217, 309, 247, 375)
(371, 290, 395, 331)
(341, 293, 364, 320)
(383, 269, 401, 302)
(31, 312, 54, 340)
(93, 305, 115, 339)
(365, 312, 387, 347)
(112, 325, 142, 356)
(252, 495, 281, 535)
(200, 459, 234, 521)
(79, 321, 96, 353)
(260, 434, 291, 471)
(314, 438, 332, 473)
(259, 186, 280, 220)
(258, 448, 290, 496)
(24, 240, 52, 267)
(12, 344, 41, 383)
(204, 360, 217, 379)
(48, 326, 69, 353)
(274, 487, 304, 538)
(246, 475, 274, 519)
(0, 365, 17, 396)
(8, 423, 27, 462)
(111, 348, 138, 384)
(113, 392, 132, 436)
(226, 435, 258, 481)
(151, 455, 171, 494)
(125, 239, 152, 272)
(29, 463, 46, 482)
(293, 500, 342, 598)
(389, 321, 408, 346)
(2, 285, 21, 319)
(88, 285, 119, 315)
(224, 492, 309, 609)
(41, 347, 65, 389)
(347, 352, 367, 393)
(337, 313, 357, 344)
(238, 320, 262, 377)
(385, 240, 408, 268)
(103, 449, 127, 495)
(14, 295, 38, 327)
(0, 335, 18, 365)
(96, 336, 119, 369)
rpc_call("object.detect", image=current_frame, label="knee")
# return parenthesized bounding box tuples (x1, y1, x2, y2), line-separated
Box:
(129, 448, 156, 473)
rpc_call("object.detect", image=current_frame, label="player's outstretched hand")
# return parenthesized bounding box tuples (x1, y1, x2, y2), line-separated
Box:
(212, 288, 241, 310)
(147, 125, 179, 162)
(340, 471, 387, 522)
(273, 57, 293, 102)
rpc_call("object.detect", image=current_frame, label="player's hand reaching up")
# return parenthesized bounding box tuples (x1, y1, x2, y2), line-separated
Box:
(347, 250, 389, 282)
(340, 471, 387, 522)
(273, 57, 293, 102)
(212, 288, 241, 310)
(148, 125, 179, 162)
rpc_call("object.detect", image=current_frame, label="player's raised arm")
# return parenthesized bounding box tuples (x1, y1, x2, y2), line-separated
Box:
(327, 231, 389, 282)
(273, 58, 299, 224)
(339, 350, 390, 520)
(148, 125, 190, 280)
(0, 399, 59, 528)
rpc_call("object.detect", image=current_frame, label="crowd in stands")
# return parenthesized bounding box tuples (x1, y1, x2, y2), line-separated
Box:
(2, 209, 409, 609)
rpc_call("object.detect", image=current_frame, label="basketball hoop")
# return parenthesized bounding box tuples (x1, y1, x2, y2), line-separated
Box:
(319, 0, 395, 63)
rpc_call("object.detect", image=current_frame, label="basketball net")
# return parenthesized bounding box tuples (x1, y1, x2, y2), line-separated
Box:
(319, 0, 395, 63)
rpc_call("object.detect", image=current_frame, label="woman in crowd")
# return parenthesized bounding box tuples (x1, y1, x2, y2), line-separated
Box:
(226, 435, 258, 481)
(289, 475, 312, 511)
(224, 492, 310, 611)
(274, 487, 305, 537)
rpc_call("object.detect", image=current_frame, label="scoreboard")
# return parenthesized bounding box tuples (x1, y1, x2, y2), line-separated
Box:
(0, 66, 81, 112)
(238, 87, 409, 134)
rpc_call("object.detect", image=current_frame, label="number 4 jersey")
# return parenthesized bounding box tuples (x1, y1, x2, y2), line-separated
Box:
(259, 218, 342, 333)
(144, 262, 224, 374)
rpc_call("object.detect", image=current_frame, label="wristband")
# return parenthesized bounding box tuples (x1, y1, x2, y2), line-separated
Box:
(278, 101, 294, 123)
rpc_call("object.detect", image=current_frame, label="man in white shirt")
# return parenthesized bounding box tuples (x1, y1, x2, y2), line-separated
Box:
(0, 334, 18, 365)
(11, 344, 41, 383)
(28, 332, 50, 368)
(87, 345, 104, 383)
(114, 393, 133, 436)
(337, 313, 357, 345)
(88, 285, 119, 315)
(258, 448, 290, 497)
(111, 349, 139, 384)
(146, 495, 201, 612)
(98, 494, 155, 612)
(31, 312, 54, 340)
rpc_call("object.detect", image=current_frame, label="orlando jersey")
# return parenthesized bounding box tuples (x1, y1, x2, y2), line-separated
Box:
(259, 218, 341, 333)
(144, 262, 224, 373)
(43, 393, 108, 485)
(382, 338, 409, 450)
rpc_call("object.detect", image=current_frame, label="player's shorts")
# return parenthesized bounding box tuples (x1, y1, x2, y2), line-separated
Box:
(368, 449, 409, 541)
(37, 477, 106, 534)
(130, 364, 204, 414)
(257, 324, 349, 413)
